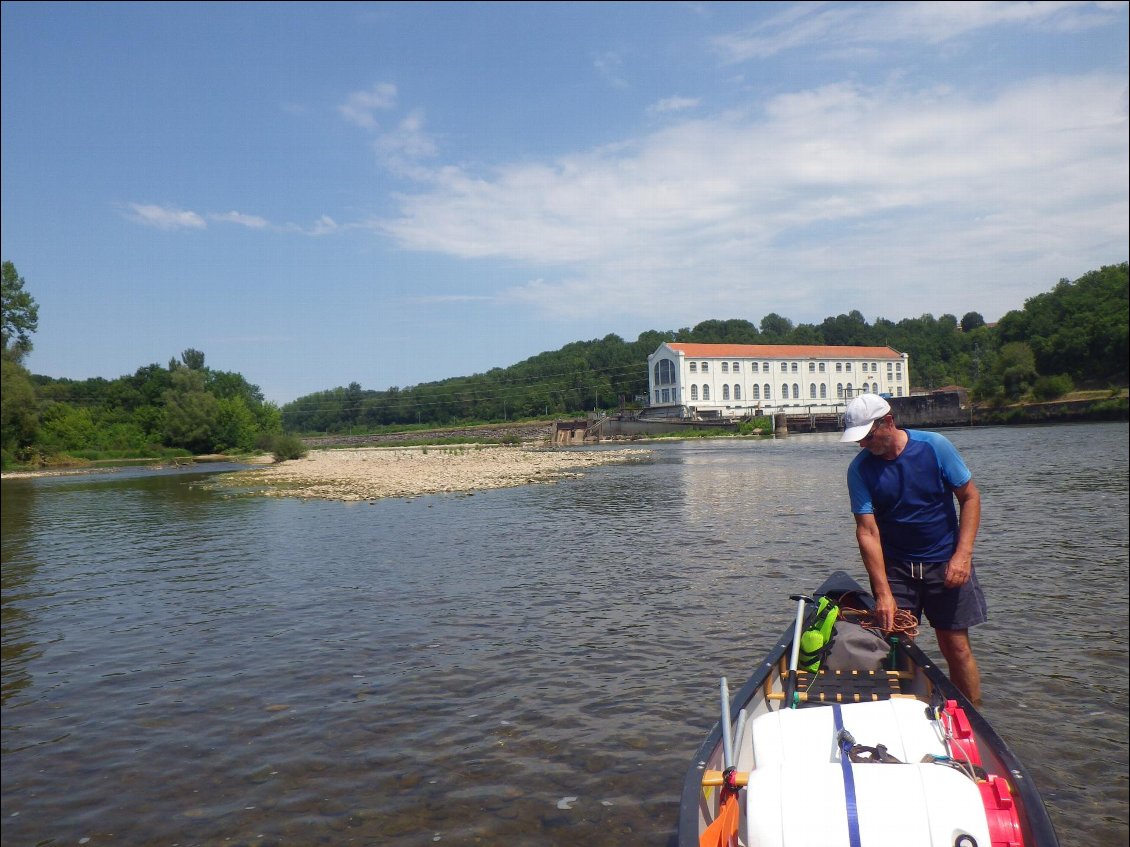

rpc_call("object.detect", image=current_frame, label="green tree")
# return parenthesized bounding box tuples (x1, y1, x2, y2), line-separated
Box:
(758, 313, 795, 342)
(213, 396, 258, 452)
(961, 312, 986, 332)
(163, 367, 221, 453)
(36, 404, 97, 453)
(993, 342, 1039, 401)
(1, 358, 38, 463)
(180, 348, 206, 370)
(2, 261, 39, 363)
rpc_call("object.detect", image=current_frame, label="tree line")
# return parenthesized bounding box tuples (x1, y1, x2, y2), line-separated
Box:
(2, 261, 283, 467)
(2, 260, 1126, 466)
(280, 262, 1128, 434)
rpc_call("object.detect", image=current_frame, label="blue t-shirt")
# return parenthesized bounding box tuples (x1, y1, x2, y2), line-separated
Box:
(847, 429, 972, 563)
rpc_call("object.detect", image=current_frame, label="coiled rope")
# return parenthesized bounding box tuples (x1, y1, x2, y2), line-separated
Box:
(838, 604, 920, 638)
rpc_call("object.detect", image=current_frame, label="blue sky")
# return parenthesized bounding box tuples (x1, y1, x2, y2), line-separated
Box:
(2, 1, 1127, 405)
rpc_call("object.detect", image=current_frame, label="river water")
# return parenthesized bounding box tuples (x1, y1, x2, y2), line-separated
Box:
(2, 423, 1127, 847)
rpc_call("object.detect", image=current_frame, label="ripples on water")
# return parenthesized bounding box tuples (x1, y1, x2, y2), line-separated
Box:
(2, 425, 1127, 846)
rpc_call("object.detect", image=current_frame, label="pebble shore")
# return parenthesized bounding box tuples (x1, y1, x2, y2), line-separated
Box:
(221, 445, 651, 501)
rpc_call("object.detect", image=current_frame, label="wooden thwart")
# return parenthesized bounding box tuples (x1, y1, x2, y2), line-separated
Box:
(767, 668, 905, 703)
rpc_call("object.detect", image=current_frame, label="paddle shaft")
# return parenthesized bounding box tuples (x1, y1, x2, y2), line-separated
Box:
(783, 594, 810, 709)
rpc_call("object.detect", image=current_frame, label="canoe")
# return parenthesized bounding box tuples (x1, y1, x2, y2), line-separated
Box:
(678, 570, 1060, 847)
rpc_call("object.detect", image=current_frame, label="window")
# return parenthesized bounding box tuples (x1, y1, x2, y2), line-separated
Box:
(764, 384, 772, 400)
(819, 362, 826, 373)
(661, 388, 670, 403)
(690, 385, 699, 401)
(791, 362, 798, 373)
(792, 383, 800, 399)
(845, 363, 852, 372)
(808, 362, 816, 372)
(820, 384, 827, 399)
(689, 362, 697, 373)
(752, 384, 761, 400)
(871, 382, 878, 393)
(702, 362, 709, 372)
(732, 362, 740, 372)
(722, 385, 730, 400)
(751, 362, 759, 373)
(654, 390, 660, 403)
(703, 385, 710, 400)
(836, 363, 843, 372)
(721, 362, 729, 374)
(780, 362, 788, 372)
(837, 383, 844, 399)
(846, 383, 854, 397)
(810, 383, 817, 399)
(734, 385, 741, 400)
(654, 359, 676, 385)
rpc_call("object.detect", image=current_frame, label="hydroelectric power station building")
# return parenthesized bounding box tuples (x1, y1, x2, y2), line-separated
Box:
(646, 343, 909, 420)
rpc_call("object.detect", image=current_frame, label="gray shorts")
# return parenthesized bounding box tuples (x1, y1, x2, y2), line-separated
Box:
(886, 560, 988, 631)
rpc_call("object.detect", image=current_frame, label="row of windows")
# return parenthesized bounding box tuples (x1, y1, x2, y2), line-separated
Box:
(683, 360, 902, 374)
(668, 382, 885, 403)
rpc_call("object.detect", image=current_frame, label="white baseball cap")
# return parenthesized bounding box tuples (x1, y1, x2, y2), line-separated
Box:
(840, 394, 891, 442)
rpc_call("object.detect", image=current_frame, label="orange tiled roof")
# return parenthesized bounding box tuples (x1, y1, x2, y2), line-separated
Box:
(665, 343, 903, 359)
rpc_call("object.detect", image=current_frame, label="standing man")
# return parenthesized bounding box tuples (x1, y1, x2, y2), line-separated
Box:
(841, 394, 987, 705)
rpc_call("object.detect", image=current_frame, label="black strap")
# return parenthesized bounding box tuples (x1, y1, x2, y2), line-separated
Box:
(846, 743, 902, 764)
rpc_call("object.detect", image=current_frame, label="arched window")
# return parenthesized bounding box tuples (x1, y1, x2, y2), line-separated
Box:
(722, 385, 730, 400)
(764, 384, 772, 400)
(734, 385, 741, 400)
(820, 384, 827, 399)
(690, 385, 699, 401)
(846, 383, 854, 397)
(653, 359, 676, 385)
(752, 384, 760, 400)
(792, 383, 800, 398)
(837, 383, 844, 399)
(809, 383, 817, 399)
(703, 385, 710, 400)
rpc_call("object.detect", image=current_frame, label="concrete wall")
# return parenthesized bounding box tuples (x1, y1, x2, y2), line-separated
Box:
(888, 392, 969, 428)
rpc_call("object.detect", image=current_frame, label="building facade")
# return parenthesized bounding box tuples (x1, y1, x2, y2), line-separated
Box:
(646, 342, 909, 418)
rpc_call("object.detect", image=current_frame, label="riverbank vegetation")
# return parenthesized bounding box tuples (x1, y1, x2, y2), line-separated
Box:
(280, 262, 1127, 433)
(2, 260, 1126, 470)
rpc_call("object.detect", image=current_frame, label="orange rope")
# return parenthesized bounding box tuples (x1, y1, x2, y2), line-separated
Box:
(699, 785, 741, 847)
(839, 605, 920, 638)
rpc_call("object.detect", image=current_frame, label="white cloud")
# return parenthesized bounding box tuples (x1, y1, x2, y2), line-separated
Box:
(126, 203, 207, 230)
(407, 294, 495, 304)
(210, 210, 269, 229)
(594, 51, 629, 89)
(374, 108, 439, 173)
(339, 82, 398, 130)
(712, 1, 1122, 62)
(376, 72, 1128, 325)
(650, 96, 701, 114)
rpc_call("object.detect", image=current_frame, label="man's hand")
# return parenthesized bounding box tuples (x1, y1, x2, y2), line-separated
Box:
(945, 552, 972, 589)
(871, 590, 898, 632)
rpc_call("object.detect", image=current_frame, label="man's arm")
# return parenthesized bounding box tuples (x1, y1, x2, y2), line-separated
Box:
(854, 513, 897, 630)
(945, 479, 981, 589)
